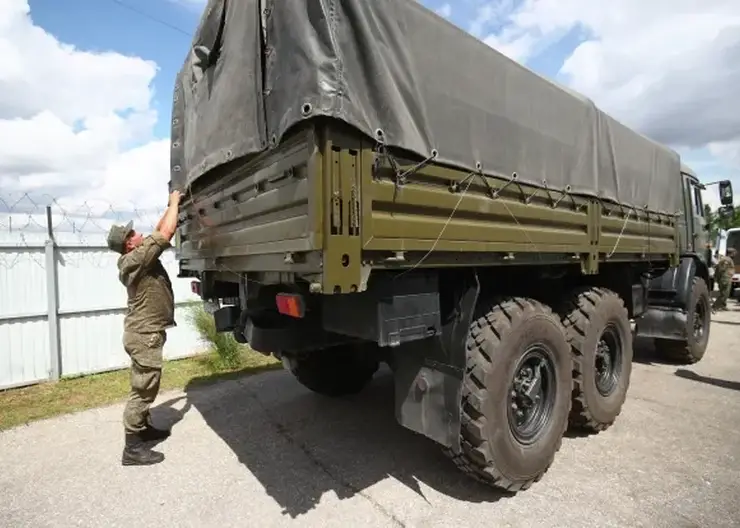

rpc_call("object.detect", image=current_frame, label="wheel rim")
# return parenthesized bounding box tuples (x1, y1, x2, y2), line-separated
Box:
(508, 344, 557, 445)
(693, 299, 708, 341)
(595, 323, 623, 397)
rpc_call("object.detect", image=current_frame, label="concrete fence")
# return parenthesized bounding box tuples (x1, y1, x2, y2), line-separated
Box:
(0, 206, 204, 390)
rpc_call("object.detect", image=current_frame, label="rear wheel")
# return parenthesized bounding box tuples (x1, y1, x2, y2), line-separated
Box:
(653, 277, 711, 364)
(445, 297, 572, 492)
(284, 343, 380, 397)
(559, 287, 633, 432)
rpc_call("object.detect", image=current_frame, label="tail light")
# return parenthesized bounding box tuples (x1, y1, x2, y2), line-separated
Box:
(191, 280, 202, 296)
(276, 293, 305, 318)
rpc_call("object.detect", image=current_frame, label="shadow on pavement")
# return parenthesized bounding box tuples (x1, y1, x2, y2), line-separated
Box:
(674, 369, 740, 392)
(631, 336, 682, 366)
(711, 319, 740, 327)
(173, 366, 511, 518)
(146, 395, 192, 448)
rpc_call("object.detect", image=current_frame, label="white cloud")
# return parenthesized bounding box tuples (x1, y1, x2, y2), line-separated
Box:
(0, 0, 170, 217)
(435, 3, 453, 18)
(476, 0, 740, 201)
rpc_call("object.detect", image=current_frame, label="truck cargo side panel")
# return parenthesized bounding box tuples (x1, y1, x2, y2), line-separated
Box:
(363, 159, 677, 261)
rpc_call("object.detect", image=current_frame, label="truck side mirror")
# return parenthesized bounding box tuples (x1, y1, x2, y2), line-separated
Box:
(719, 180, 733, 206)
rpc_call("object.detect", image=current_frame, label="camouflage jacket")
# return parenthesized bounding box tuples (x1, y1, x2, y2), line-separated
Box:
(715, 254, 735, 281)
(118, 231, 176, 334)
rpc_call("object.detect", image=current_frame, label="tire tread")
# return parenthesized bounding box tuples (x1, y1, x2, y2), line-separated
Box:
(444, 297, 570, 492)
(559, 287, 630, 432)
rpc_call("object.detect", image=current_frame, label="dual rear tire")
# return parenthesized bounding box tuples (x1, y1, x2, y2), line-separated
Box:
(285, 288, 635, 492)
(560, 288, 633, 432)
(447, 288, 632, 491)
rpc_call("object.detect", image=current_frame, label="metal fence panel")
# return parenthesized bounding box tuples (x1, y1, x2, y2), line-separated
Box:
(0, 203, 207, 390)
(0, 244, 51, 388)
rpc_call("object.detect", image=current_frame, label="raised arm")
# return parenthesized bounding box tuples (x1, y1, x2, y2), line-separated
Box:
(156, 190, 181, 241)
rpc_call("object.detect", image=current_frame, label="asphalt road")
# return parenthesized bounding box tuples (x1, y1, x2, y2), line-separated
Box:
(2, 311, 740, 528)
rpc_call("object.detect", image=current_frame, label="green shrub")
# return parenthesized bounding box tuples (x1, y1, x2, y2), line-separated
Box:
(187, 302, 245, 369)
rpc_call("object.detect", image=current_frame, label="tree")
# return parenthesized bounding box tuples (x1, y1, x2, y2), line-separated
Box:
(706, 204, 740, 241)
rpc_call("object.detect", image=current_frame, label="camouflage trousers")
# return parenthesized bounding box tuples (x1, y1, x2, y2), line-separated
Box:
(713, 277, 732, 310)
(122, 330, 167, 434)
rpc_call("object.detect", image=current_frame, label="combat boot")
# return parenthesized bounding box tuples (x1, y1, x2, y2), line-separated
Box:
(121, 433, 165, 466)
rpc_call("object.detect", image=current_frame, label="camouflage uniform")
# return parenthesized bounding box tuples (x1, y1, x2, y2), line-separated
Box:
(107, 221, 175, 464)
(713, 253, 735, 311)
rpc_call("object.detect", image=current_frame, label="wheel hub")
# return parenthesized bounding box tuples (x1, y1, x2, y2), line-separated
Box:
(693, 301, 706, 340)
(595, 324, 622, 397)
(508, 346, 556, 445)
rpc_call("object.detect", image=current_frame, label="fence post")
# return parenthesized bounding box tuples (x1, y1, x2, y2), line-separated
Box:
(45, 206, 62, 381)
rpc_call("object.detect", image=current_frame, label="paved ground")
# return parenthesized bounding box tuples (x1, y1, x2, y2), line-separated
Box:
(2, 310, 740, 528)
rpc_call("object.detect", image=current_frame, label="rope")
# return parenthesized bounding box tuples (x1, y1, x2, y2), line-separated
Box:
(607, 210, 632, 258)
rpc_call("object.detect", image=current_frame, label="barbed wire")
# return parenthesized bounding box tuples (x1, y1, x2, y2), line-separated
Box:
(0, 192, 167, 269)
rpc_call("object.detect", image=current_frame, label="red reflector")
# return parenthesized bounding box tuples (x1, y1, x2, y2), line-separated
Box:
(191, 281, 201, 295)
(276, 293, 304, 318)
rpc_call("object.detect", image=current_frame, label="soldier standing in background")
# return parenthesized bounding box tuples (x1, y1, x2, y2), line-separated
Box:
(106, 189, 181, 466)
(713, 247, 736, 312)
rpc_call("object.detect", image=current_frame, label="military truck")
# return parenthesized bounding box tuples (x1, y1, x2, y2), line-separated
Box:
(169, 0, 733, 492)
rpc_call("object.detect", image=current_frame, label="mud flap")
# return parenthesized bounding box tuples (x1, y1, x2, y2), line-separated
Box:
(635, 255, 700, 341)
(634, 306, 689, 340)
(391, 270, 479, 453)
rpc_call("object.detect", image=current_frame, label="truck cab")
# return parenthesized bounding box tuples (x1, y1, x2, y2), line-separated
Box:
(679, 164, 709, 258)
(682, 164, 735, 288)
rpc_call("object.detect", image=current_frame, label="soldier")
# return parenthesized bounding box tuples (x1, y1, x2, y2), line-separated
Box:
(106, 189, 181, 466)
(713, 247, 736, 312)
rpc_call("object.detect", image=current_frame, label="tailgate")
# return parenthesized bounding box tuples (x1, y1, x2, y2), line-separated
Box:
(176, 127, 322, 274)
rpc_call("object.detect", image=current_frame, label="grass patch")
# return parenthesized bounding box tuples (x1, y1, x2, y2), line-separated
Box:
(187, 302, 245, 369)
(0, 305, 282, 432)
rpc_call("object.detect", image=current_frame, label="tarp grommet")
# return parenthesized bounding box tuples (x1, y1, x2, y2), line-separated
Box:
(430, 149, 438, 158)
(374, 128, 385, 142)
(301, 102, 313, 117)
(475, 161, 482, 171)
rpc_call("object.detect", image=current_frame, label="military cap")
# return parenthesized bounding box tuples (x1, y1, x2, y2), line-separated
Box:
(107, 220, 134, 254)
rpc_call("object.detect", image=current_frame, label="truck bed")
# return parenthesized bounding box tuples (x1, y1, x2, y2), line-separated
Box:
(176, 121, 679, 293)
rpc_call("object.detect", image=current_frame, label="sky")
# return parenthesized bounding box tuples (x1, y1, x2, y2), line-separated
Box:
(1, 0, 739, 227)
